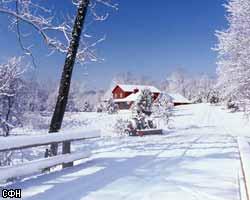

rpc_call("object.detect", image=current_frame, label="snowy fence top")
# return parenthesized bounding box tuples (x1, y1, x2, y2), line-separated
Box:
(0, 129, 100, 181)
(0, 129, 100, 152)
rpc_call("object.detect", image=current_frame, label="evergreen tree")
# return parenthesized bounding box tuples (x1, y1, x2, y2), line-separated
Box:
(132, 89, 154, 130)
(133, 89, 154, 116)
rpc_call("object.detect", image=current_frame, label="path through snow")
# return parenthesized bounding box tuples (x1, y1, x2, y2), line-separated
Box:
(4, 104, 246, 200)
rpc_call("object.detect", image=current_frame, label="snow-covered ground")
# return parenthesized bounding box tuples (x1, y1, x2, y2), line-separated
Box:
(3, 103, 250, 200)
(13, 110, 132, 136)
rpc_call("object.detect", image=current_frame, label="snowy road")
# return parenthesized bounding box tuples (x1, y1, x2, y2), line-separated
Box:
(5, 104, 245, 200)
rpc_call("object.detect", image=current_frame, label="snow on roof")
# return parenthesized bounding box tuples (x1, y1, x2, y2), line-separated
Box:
(114, 92, 140, 103)
(116, 84, 161, 94)
(167, 93, 191, 103)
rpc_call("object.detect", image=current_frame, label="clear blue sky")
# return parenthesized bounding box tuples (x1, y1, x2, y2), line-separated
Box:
(0, 0, 227, 89)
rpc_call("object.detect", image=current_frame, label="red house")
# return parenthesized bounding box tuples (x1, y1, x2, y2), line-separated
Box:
(112, 84, 161, 109)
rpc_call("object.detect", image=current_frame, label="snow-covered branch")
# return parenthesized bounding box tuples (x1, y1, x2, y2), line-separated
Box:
(0, 56, 27, 136)
(0, 0, 117, 64)
(214, 0, 250, 110)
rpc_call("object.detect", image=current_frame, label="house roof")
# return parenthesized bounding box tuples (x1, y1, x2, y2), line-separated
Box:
(167, 93, 191, 103)
(114, 84, 161, 94)
(113, 92, 140, 103)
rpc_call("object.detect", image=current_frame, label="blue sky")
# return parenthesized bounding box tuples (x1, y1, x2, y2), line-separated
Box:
(0, 0, 227, 89)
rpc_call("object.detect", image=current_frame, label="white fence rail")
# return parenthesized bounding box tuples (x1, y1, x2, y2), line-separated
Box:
(0, 151, 91, 181)
(0, 129, 100, 181)
(0, 129, 100, 152)
(238, 137, 250, 200)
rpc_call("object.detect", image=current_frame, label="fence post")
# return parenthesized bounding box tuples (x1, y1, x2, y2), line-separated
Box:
(62, 141, 73, 168)
(42, 148, 51, 172)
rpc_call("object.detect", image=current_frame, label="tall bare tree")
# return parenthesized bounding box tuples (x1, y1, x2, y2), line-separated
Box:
(0, 0, 117, 166)
(49, 0, 89, 162)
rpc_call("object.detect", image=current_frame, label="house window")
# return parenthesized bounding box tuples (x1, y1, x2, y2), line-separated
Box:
(114, 93, 118, 98)
(120, 93, 123, 98)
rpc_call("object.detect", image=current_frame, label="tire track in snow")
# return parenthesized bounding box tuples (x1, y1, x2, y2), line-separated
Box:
(202, 104, 240, 200)
(123, 105, 225, 200)
(122, 134, 205, 200)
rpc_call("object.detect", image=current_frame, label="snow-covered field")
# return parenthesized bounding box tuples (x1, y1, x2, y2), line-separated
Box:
(3, 103, 250, 200)
(13, 110, 132, 136)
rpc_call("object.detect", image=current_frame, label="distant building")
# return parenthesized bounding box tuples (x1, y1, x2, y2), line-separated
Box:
(112, 84, 161, 109)
(111, 84, 191, 109)
(166, 93, 191, 106)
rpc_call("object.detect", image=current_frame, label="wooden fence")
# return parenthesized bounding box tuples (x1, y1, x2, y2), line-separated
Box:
(0, 130, 100, 181)
(238, 137, 250, 200)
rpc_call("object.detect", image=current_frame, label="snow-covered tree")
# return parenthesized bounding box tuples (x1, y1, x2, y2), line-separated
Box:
(65, 81, 101, 112)
(96, 103, 105, 112)
(113, 118, 130, 136)
(162, 69, 215, 103)
(152, 93, 173, 126)
(208, 89, 220, 104)
(82, 101, 93, 112)
(0, 0, 117, 63)
(112, 72, 138, 85)
(0, 57, 26, 136)
(106, 98, 118, 114)
(0, 0, 117, 157)
(0, 57, 30, 167)
(130, 89, 155, 130)
(164, 69, 189, 97)
(23, 79, 50, 112)
(188, 74, 216, 103)
(113, 89, 156, 136)
(112, 72, 156, 86)
(214, 0, 250, 109)
(226, 98, 239, 111)
(133, 89, 154, 117)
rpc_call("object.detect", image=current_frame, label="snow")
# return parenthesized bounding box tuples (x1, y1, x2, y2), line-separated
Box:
(55, 111, 132, 137)
(113, 92, 140, 102)
(0, 129, 100, 152)
(2, 104, 250, 200)
(116, 84, 161, 94)
(167, 92, 191, 103)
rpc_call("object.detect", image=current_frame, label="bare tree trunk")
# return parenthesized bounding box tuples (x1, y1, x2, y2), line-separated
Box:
(3, 96, 13, 137)
(48, 0, 89, 165)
